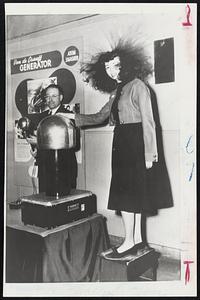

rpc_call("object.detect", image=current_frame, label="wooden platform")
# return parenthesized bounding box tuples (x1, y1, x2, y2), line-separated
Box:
(99, 247, 160, 281)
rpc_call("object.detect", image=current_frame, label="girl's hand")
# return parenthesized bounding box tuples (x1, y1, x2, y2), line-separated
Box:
(145, 161, 153, 169)
(57, 113, 75, 126)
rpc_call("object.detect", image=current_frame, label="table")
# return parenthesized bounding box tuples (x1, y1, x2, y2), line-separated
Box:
(6, 207, 110, 282)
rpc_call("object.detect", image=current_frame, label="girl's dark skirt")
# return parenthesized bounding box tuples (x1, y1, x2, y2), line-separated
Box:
(107, 123, 173, 215)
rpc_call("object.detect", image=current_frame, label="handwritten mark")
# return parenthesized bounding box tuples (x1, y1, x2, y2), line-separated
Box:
(186, 135, 194, 154)
(188, 162, 195, 181)
(182, 4, 192, 26)
(184, 260, 194, 284)
(185, 135, 195, 182)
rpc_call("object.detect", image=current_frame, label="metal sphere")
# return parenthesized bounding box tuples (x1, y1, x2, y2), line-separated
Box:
(37, 115, 76, 150)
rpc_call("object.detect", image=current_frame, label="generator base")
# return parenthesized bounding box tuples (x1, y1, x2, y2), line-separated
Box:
(21, 189, 97, 228)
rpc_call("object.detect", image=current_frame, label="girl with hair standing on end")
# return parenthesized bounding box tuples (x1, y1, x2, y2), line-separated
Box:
(73, 39, 173, 258)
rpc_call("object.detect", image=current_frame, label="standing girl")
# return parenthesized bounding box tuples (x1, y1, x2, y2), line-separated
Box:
(74, 39, 173, 258)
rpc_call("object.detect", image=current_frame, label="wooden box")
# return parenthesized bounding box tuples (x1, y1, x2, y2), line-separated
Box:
(100, 248, 160, 281)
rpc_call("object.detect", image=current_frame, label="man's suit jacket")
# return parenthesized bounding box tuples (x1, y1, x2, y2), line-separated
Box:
(27, 104, 74, 129)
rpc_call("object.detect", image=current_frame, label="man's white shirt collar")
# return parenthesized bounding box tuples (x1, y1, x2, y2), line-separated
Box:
(49, 105, 61, 115)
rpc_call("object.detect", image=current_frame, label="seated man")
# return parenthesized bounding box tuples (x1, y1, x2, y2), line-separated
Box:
(26, 84, 78, 193)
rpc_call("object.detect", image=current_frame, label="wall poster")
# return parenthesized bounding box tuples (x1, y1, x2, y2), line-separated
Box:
(10, 36, 84, 189)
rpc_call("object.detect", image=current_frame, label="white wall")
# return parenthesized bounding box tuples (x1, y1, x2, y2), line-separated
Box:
(6, 8, 196, 250)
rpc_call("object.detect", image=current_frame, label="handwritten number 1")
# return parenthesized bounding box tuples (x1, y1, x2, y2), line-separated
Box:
(184, 261, 194, 284)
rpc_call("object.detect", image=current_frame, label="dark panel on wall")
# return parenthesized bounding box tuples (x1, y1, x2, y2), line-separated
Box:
(50, 68, 76, 104)
(15, 79, 33, 116)
(154, 37, 175, 84)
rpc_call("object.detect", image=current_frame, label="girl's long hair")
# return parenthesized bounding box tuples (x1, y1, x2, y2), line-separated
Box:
(80, 38, 153, 93)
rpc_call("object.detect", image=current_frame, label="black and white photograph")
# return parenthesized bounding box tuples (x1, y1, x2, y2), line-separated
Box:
(3, 3, 197, 297)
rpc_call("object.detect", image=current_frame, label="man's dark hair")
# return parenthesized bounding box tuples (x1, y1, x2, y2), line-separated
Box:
(44, 84, 64, 96)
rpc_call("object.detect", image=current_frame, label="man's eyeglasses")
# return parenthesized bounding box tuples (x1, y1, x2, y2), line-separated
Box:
(44, 95, 60, 101)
